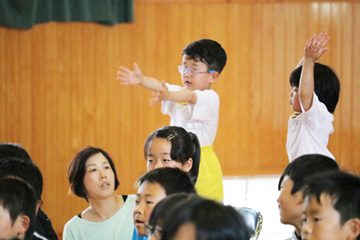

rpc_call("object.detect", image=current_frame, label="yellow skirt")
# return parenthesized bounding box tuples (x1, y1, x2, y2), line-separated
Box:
(195, 146, 224, 202)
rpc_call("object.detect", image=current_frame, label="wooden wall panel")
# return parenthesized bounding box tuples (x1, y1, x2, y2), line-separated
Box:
(0, 1, 359, 238)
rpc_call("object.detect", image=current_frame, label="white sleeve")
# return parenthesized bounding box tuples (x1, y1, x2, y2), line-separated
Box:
(188, 90, 219, 121)
(300, 93, 334, 131)
(161, 83, 182, 116)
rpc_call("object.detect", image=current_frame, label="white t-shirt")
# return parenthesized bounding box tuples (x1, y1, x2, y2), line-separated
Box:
(161, 84, 219, 146)
(286, 93, 335, 161)
(62, 195, 136, 240)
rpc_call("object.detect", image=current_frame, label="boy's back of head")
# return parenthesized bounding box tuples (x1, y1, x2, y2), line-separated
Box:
(183, 39, 227, 74)
(138, 167, 196, 195)
(161, 196, 249, 240)
(0, 178, 37, 240)
(278, 154, 339, 194)
(0, 158, 43, 201)
(289, 63, 340, 113)
(148, 193, 200, 229)
(304, 170, 360, 227)
(0, 143, 32, 162)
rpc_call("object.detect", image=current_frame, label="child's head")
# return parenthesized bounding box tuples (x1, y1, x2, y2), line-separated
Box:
(0, 178, 37, 240)
(289, 63, 340, 113)
(147, 193, 200, 239)
(133, 167, 196, 236)
(277, 154, 339, 232)
(183, 39, 227, 74)
(144, 126, 200, 183)
(0, 143, 32, 162)
(0, 158, 43, 203)
(68, 146, 120, 201)
(302, 170, 360, 240)
(161, 196, 250, 240)
(179, 39, 227, 91)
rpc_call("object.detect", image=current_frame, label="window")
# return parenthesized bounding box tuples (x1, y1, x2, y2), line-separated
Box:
(223, 176, 294, 240)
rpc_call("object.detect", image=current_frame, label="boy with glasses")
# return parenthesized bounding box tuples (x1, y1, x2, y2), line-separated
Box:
(118, 39, 227, 202)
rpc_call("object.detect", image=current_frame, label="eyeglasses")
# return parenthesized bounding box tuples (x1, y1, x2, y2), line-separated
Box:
(145, 223, 163, 239)
(178, 65, 216, 77)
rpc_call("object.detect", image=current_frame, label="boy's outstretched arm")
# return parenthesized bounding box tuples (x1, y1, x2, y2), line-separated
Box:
(150, 81, 197, 106)
(299, 33, 330, 111)
(117, 63, 162, 91)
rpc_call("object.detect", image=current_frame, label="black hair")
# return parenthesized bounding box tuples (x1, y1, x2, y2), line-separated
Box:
(0, 158, 43, 200)
(278, 154, 339, 194)
(148, 193, 200, 230)
(161, 197, 250, 240)
(289, 63, 340, 113)
(143, 126, 200, 183)
(0, 143, 32, 162)
(303, 170, 360, 226)
(68, 146, 120, 201)
(183, 39, 227, 74)
(0, 178, 37, 240)
(137, 168, 196, 196)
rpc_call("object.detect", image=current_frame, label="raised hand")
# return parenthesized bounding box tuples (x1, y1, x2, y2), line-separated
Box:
(117, 63, 144, 85)
(304, 32, 330, 62)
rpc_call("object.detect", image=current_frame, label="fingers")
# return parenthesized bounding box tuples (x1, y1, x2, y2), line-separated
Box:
(134, 63, 141, 74)
(309, 33, 329, 49)
(117, 64, 137, 84)
(117, 69, 128, 79)
(116, 69, 130, 84)
(316, 32, 329, 48)
(117, 66, 131, 79)
(305, 33, 330, 54)
(161, 80, 166, 88)
(149, 98, 159, 106)
(149, 83, 166, 105)
(150, 92, 160, 106)
(118, 65, 131, 74)
(319, 47, 330, 55)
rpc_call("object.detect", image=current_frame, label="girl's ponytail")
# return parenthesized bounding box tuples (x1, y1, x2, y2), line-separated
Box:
(189, 132, 201, 183)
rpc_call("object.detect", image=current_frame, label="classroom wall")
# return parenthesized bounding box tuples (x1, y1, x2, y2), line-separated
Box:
(1, 0, 359, 237)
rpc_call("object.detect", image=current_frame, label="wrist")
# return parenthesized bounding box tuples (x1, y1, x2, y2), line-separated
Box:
(303, 57, 315, 65)
(139, 76, 146, 86)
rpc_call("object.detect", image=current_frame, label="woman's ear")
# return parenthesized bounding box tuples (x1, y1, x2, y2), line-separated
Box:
(182, 158, 193, 173)
(14, 215, 30, 238)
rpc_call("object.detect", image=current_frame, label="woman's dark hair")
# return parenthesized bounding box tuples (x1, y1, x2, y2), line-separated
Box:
(143, 126, 200, 183)
(161, 197, 250, 240)
(68, 146, 120, 201)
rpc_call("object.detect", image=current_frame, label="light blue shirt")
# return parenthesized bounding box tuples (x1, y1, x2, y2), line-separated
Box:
(131, 228, 147, 240)
(63, 195, 136, 240)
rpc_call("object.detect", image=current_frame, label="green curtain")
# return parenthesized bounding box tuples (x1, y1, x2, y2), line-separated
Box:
(0, 0, 134, 29)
